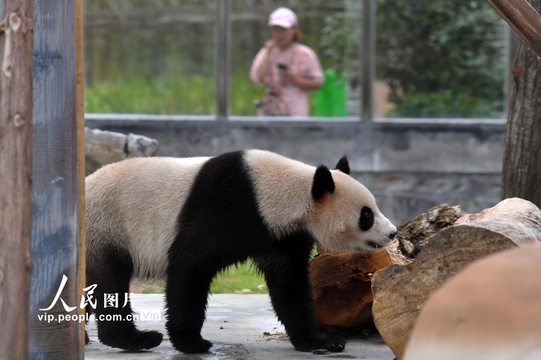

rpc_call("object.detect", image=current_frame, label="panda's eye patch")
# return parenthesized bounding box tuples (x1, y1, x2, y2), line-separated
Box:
(359, 206, 374, 231)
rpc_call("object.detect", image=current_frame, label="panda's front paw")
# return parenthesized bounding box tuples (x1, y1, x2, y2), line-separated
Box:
(294, 335, 346, 353)
(174, 338, 212, 354)
(317, 335, 346, 352)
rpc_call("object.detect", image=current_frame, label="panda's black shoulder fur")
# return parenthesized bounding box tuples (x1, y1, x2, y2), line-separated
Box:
(170, 150, 273, 266)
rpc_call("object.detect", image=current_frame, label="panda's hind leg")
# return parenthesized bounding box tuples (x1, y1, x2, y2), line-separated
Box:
(87, 245, 163, 350)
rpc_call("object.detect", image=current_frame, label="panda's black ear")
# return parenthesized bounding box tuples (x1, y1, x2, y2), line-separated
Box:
(312, 165, 335, 201)
(335, 156, 350, 175)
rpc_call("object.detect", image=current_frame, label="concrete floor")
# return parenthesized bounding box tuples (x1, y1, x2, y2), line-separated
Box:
(85, 294, 395, 360)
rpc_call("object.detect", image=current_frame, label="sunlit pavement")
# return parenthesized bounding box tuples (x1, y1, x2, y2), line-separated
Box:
(85, 294, 394, 359)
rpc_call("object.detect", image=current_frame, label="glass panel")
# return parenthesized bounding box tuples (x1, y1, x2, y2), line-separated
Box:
(84, 0, 215, 115)
(376, 1, 507, 119)
(231, 0, 361, 118)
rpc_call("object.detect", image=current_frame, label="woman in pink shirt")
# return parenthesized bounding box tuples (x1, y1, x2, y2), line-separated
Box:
(250, 7, 324, 117)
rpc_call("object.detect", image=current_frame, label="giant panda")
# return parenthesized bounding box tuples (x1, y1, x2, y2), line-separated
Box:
(85, 149, 396, 354)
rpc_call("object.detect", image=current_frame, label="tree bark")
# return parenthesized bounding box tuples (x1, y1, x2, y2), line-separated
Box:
(77, 0, 86, 350)
(487, 0, 541, 58)
(0, 2, 34, 359)
(501, 0, 541, 206)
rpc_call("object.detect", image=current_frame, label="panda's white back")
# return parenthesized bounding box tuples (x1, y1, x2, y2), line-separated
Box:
(85, 156, 209, 279)
(244, 150, 315, 236)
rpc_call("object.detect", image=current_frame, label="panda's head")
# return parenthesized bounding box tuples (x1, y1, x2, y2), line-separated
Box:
(307, 156, 397, 253)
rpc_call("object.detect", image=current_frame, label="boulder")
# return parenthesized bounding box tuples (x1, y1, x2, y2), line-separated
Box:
(372, 198, 541, 359)
(85, 128, 158, 175)
(404, 244, 541, 360)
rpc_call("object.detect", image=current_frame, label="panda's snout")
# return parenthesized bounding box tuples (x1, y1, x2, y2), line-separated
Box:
(388, 231, 397, 240)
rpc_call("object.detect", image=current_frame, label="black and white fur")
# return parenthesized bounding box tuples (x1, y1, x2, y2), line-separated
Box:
(85, 150, 396, 354)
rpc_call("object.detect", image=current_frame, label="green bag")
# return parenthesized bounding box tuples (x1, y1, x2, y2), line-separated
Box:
(315, 70, 347, 117)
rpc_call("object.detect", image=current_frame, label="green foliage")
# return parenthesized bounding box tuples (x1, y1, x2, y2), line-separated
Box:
(132, 262, 268, 295)
(230, 74, 267, 116)
(86, 76, 213, 115)
(387, 90, 496, 118)
(85, 71, 325, 116)
(376, 0, 505, 117)
(319, 13, 359, 73)
(86, 72, 267, 115)
(211, 262, 268, 294)
(140, 280, 166, 294)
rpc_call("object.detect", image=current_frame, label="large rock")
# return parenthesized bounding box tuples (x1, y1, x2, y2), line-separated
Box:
(371, 198, 541, 359)
(404, 244, 541, 360)
(85, 128, 158, 175)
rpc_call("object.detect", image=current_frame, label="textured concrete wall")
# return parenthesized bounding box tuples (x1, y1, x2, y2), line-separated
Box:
(85, 116, 506, 226)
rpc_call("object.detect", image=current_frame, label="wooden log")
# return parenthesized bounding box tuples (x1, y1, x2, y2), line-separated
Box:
(29, 0, 80, 357)
(487, 0, 541, 58)
(372, 198, 541, 360)
(310, 249, 392, 332)
(77, 0, 86, 350)
(388, 204, 465, 265)
(0, 3, 34, 359)
(404, 244, 541, 360)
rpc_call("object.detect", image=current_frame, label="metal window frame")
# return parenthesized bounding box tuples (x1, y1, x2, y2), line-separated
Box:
(361, 0, 375, 121)
(215, 0, 231, 120)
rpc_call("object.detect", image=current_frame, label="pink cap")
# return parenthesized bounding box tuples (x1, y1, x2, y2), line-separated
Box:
(268, 7, 298, 29)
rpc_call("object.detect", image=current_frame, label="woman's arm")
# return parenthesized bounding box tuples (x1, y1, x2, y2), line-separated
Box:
(283, 45, 324, 91)
(285, 73, 323, 91)
(250, 40, 275, 84)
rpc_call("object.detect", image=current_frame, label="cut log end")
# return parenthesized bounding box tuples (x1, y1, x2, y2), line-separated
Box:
(311, 249, 392, 333)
